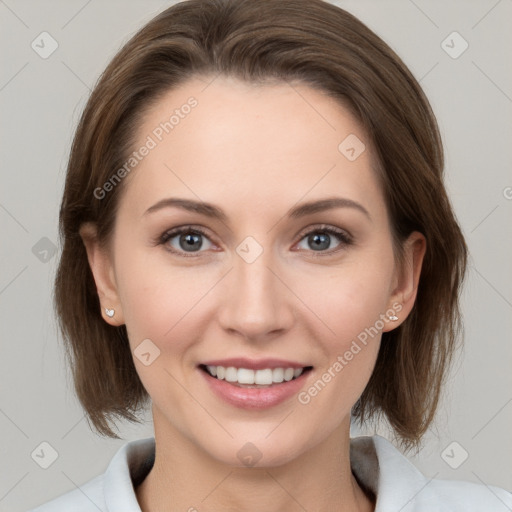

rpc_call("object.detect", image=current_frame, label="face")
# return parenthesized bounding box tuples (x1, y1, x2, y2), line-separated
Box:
(84, 75, 423, 467)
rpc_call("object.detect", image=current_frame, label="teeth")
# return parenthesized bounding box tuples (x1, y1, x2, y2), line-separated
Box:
(204, 365, 305, 384)
(255, 369, 273, 385)
(238, 368, 255, 384)
(272, 368, 284, 383)
(283, 368, 294, 381)
(225, 367, 238, 382)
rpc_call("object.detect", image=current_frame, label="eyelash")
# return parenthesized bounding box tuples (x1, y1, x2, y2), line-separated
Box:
(157, 224, 353, 258)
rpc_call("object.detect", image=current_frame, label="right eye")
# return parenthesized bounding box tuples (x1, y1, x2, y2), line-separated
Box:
(159, 226, 215, 257)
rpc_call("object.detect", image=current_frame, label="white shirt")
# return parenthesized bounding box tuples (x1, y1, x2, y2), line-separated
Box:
(29, 435, 512, 511)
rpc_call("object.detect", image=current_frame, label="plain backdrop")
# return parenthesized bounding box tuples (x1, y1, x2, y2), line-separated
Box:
(1, 1, 511, 510)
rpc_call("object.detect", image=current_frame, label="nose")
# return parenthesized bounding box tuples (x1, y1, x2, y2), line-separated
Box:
(217, 245, 295, 342)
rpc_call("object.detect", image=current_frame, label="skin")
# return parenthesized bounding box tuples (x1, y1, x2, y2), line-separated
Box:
(81, 75, 426, 512)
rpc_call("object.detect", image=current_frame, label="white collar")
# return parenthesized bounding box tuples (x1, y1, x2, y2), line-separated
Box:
(100, 435, 512, 511)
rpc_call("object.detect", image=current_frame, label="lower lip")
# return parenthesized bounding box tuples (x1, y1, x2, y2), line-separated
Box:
(199, 368, 311, 410)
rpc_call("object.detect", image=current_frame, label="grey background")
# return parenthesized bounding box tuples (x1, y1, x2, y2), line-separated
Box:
(1, 0, 511, 510)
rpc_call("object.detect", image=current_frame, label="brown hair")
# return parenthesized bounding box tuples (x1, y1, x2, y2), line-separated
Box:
(55, 0, 467, 448)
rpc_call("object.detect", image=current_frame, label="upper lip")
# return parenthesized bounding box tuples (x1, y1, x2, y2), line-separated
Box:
(200, 358, 310, 370)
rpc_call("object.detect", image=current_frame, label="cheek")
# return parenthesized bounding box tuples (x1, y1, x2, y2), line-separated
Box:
(113, 245, 204, 351)
(113, 248, 214, 411)
(295, 291, 385, 432)
(300, 251, 396, 347)
(113, 247, 236, 386)
(294, 249, 395, 405)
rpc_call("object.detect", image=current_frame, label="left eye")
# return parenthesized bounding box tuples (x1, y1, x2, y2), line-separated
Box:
(295, 227, 351, 253)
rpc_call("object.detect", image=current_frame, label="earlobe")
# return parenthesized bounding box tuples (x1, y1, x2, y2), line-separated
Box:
(383, 231, 426, 332)
(79, 222, 124, 325)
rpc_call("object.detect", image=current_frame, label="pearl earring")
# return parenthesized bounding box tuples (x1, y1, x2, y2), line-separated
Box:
(105, 308, 115, 318)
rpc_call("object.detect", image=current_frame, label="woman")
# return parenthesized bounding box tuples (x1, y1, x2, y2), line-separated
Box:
(31, 0, 511, 510)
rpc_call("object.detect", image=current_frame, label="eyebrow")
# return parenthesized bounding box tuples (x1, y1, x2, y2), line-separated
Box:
(144, 196, 371, 222)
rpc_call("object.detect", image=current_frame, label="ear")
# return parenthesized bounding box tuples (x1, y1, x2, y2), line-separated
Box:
(79, 222, 124, 326)
(383, 231, 426, 332)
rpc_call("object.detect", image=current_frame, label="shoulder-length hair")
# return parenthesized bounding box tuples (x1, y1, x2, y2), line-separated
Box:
(55, 0, 467, 449)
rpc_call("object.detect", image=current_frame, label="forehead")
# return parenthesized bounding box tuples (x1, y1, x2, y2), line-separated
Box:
(120, 75, 385, 221)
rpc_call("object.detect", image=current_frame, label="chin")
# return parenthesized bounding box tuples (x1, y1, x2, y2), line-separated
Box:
(202, 431, 313, 469)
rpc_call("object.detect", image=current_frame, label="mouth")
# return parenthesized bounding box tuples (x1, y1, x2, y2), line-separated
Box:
(198, 364, 313, 388)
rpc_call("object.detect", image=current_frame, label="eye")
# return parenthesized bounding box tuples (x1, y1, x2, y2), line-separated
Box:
(157, 223, 353, 258)
(295, 224, 352, 255)
(159, 226, 214, 256)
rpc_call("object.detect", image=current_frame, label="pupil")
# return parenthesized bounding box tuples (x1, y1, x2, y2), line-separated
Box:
(310, 233, 329, 251)
(181, 233, 202, 251)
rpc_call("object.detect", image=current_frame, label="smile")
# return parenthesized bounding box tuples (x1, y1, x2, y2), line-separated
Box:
(198, 360, 313, 409)
(201, 365, 311, 387)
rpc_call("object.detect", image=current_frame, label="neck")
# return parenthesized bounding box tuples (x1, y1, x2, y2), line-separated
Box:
(136, 412, 375, 512)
